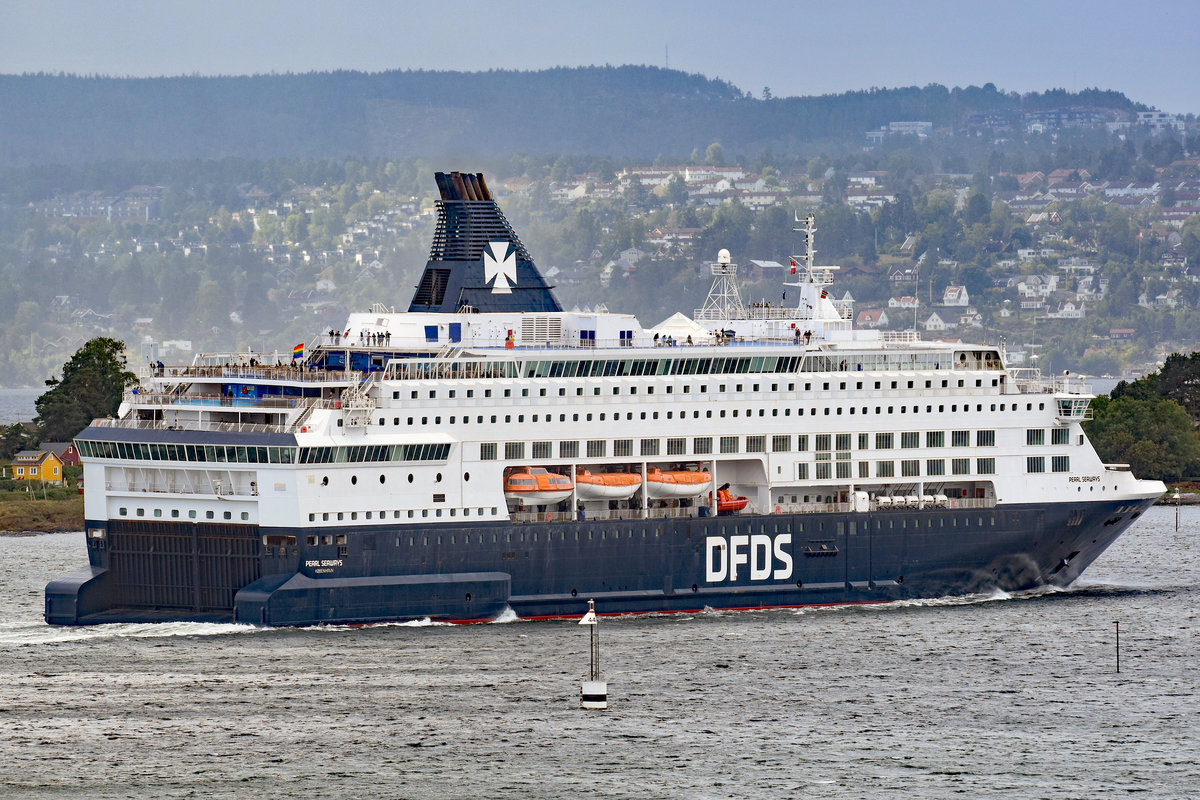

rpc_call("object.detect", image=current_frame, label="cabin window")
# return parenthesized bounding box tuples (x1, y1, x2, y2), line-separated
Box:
(694, 437, 712, 455)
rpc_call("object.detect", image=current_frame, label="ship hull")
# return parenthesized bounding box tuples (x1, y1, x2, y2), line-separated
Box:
(45, 497, 1156, 626)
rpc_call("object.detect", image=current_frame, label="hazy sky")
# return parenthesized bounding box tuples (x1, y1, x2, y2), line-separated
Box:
(4, 0, 1198, 113)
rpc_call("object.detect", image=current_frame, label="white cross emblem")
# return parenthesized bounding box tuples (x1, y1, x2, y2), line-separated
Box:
(483, 241, 517, 294)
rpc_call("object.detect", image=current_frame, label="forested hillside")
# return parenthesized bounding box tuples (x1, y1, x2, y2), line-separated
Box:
(0, 67, 1143, 166)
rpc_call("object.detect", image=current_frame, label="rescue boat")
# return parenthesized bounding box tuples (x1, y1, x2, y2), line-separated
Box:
(644, 467, 712, 499)
(715, 486, 749, 514)
(503, 467, 574, 504)
(574, 469, 642, 500)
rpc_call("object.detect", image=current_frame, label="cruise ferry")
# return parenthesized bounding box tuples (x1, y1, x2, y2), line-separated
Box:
(45, 172, 1164, 626)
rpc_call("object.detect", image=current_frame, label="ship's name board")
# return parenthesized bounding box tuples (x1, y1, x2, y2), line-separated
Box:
(305, 559, 343, 574)
(1068, 475, 1102, 483)
(705, 534, 793, 583)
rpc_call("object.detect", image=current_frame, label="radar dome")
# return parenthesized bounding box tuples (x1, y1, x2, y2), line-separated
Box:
(717, 249, 731, 265)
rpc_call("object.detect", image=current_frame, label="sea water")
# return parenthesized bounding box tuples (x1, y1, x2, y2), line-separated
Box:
(0, 507, 1196, 799)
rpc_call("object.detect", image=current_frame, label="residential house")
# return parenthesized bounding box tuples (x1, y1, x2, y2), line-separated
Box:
(856, 310, 888, 328)
(888, 296, 919, 309)
(11, 450, 64, 485)
(942, 285, 969, 306)
(1109, 328, 1135, 340)
(888, 266, 919, 284)
(40, 442, 81, 467)
(1047, 301, 1085, 319)
(922, 312, 949, 331)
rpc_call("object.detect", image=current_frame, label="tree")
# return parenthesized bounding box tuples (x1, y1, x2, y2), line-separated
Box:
(0, 423, 32, 460)
(704, 142, 726, 167)
(36, 338, 138, 442)
(1084, 395, 1200, 481)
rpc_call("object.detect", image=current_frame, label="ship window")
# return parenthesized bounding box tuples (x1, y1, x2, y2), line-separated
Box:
(926, 459, 945, 476)
(977, 430, 995, 447)
(189, 510, 196, 519)
(241, 512, 250, 521)
(977, 457, 996, 474)
(927, 431, 945, 448)
(205, 511, 214, 519)
(614, 440, 633, 457)
(667, 438, 687, 456)
(720, 436, 739, 454)
(694, 437, 712, 455)
(119, 507, 127, 516)
(901, 460, 920, 477)
(1027, 429, 1045, 446)
(640, 439, 660, 456)
(952, 458, 970, 475)
(876, 461, 894, 478)
(587, 440, 607, 457)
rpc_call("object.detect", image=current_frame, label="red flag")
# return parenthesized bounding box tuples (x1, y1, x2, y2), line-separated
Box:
(789, 258, 797, 275)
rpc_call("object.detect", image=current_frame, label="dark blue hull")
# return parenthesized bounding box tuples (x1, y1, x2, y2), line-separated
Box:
(45, 498, 1155, 626)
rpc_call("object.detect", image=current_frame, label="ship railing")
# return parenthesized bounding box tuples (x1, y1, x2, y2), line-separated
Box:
(103, 481, 257, 497)
(159, 365, 360, 384)
(89, 417, 290, 435)
(880, 330, 921, 343)
(124, 392, 320, 409)
(511, 507, 704, 524)
(1008, 368, 1092, 395)
(940, 497, 997, 510)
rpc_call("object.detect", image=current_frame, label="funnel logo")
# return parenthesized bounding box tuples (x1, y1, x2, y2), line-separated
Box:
(483, 240, 517, 294)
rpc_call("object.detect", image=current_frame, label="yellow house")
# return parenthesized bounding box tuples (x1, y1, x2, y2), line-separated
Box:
(12, 450, 65, 484)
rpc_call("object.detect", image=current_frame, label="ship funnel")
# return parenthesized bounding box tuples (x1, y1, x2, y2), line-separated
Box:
(408, 172, 562, 314)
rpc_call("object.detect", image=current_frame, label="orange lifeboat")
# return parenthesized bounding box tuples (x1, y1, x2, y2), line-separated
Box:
(714, 486, 749, 515)
(575, 469, 642, 501)
(644, 467, 712, 500)
(503, 467, 574, 504)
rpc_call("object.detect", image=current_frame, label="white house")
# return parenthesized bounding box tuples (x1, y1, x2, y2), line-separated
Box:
(888, 296, 920, 309)
(922, 312, 949, 331)
(856, 309, 889, 328)
(1047, 301, 1085, 319)
(942, 285, 970, 306)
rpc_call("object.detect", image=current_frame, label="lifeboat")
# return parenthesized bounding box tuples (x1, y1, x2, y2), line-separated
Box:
(574, 469, 642, 501)
(644, 467, 712, 499)
(503, 467, 574, 504)
(714, 486, 749, 515)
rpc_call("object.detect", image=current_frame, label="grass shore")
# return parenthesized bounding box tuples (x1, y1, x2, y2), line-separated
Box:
(0, 495, 84, 533)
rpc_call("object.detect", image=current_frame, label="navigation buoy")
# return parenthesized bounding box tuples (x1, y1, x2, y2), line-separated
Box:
(579, 599, 607, 710)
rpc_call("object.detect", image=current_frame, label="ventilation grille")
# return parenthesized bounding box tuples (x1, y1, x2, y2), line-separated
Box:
(520, 316, 563, 344)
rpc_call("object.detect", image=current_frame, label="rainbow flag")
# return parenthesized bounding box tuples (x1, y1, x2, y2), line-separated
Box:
(292, 343, 304, 360)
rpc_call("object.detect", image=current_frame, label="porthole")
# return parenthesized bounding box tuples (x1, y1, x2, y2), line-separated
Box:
(321, 476, 329, 486)
(408, 474, 414, 483)
(379, 474, 386, 484)
(464, 472, 470, 482)
(436, 473, 443, 483)
(351, 475, 357, 485)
